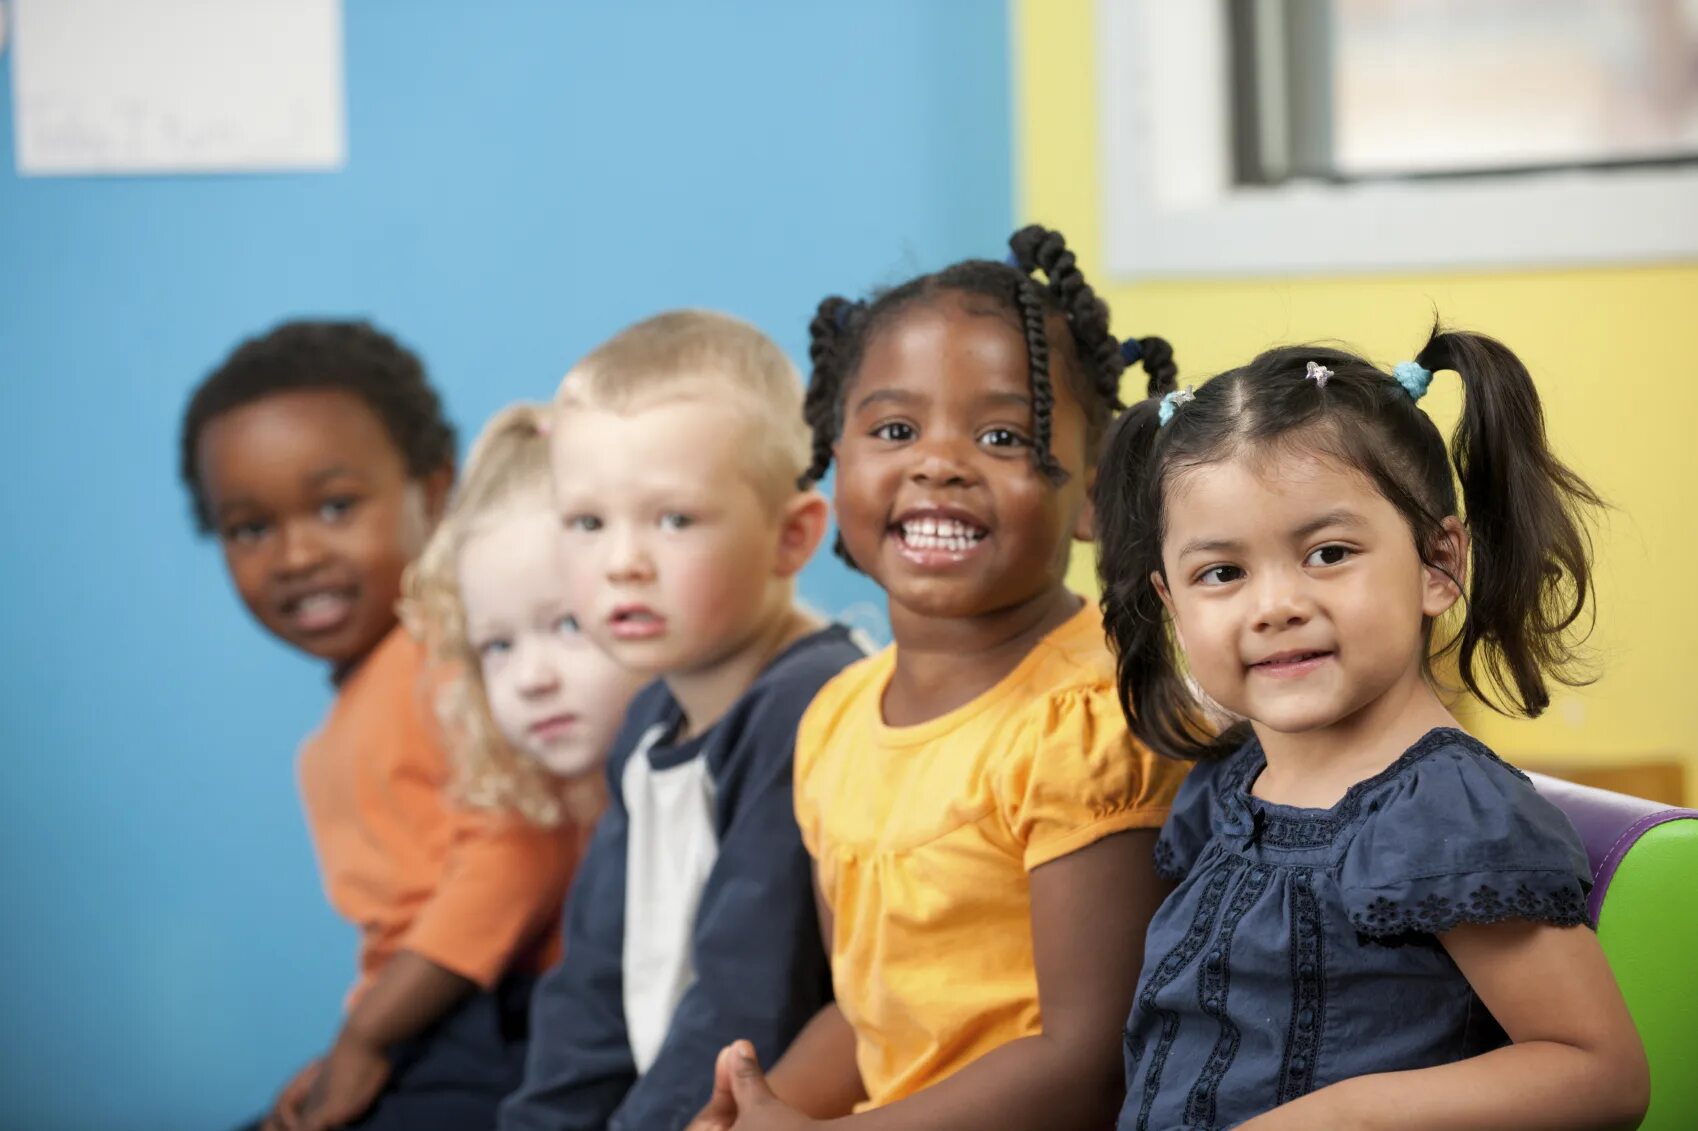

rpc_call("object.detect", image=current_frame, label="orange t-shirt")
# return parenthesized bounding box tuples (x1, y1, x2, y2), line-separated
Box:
(297, 625, 586, 1007)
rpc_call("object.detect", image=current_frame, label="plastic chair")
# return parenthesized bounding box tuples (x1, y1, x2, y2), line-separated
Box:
(1528, 772, 1698, 1130)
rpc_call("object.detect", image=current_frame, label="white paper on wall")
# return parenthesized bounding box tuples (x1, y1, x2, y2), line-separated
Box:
(10, 0, 344, 177)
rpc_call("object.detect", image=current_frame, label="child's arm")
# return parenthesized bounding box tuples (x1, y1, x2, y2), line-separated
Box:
(1240, 919, 1649, 1131)
(762, 884, 866, 1118)
(713, 828, 1166, 1131)
(294, 950, 474, 1131)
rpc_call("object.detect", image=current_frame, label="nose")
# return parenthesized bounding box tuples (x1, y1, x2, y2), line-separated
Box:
(603, 522, 654, 583)
(908, 431, 978, 488)
(276, 518, 329, 577)
(514, 639, 562, 697)
(1250, 567, 1313, 633)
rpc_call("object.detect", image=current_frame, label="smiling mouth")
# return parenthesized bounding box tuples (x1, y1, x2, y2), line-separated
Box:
(891, 516, 989, 555)
(1249, 650, 1333, 676)
(279, 588, 357, 634)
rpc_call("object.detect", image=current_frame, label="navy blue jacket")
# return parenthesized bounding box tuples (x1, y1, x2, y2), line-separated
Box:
(499, 626, 864, 1131)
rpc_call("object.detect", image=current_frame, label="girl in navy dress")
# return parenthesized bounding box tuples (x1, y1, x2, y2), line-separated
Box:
(1094, 328, 1648, 1130)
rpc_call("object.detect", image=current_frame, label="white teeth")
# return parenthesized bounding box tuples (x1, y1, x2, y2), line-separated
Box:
(900, 517, 985, 549)
(903, 532, 976, 552)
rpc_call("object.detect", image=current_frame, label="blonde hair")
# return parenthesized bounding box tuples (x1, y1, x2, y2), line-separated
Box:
(401, 402, 599, 828)
(554, 309, 811, 504)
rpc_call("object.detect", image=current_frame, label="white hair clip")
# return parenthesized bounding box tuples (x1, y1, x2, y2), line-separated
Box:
(1305, 361, 1333, 388)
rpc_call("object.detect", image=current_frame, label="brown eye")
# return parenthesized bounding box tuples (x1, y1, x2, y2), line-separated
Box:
(318, 496, 358, 522)
(225, 520, 269, 546)
(979, 428, 1028, 449)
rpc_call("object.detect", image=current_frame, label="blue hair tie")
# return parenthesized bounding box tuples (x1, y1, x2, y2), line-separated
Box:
(1157, 386, 1195, 426)
(1393, 360, 1433, 401)
(833, 302, 856, 331)
(1004, 250, 1022, 268)
(1119, 337, 1144, 366)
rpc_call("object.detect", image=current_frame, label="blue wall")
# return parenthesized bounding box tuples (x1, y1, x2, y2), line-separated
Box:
(0, 3, 1010, 1126)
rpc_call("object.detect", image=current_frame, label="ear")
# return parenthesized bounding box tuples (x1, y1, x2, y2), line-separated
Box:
(1151, 569, 1185, 651)
(422, 462, 455, 526)
(1422, 517, 1468, 619)
(1072, 469, 1097, 542)
(773, 491, 830, 579)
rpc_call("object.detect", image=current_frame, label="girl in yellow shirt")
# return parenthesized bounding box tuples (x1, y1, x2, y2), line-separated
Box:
(691, 226, 1190, 1131)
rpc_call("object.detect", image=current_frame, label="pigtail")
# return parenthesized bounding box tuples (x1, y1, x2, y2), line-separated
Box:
(801, 295, 867, 571)
(1013, 225, 1124, 393)
(1012, 275, 1069, 484)
(1130, 335, 1179, 399)
(1418, 328, 1602, 716)
(799, 296, 859, 490)
(1095, 400, 1239, 761)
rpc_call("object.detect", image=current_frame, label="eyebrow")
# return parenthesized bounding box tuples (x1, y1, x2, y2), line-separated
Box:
(852, 387, 923, 414)
(1292, 508, 1369, 540)
(974, 391, 1031, 411)
(851, 388, 1032, 415)
(1175, 535, 1245, 559)
(213, 498, 261, 523)
(1174, 509, 1369, 559)
(307, 464, 364, 487)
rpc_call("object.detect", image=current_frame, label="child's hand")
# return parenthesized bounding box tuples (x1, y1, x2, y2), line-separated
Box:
(260, 1057, 322, 1131)
(296, 1031, 392, 1131)
(713, 1041, 819, 1131)
(684, 1044, 743, 1131)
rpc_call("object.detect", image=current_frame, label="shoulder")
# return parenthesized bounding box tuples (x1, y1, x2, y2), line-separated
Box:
(604, 679, 679, 778)
(1349, 729, 1573, 855)
(755, 624, 872, 702)
(797, 637, 887, 736)
(1020, 599, 1117, 697)
(1341, 728, 1592, 936)
(338, 626, 431, 717)
(715, 625, 871, 770)
(1152, 740, 1254, 880)
(323, 626, 444, 764)
(985, 602, 1122, 747)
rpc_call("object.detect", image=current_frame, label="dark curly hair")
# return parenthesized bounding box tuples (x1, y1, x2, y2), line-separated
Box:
(799, 225, 1177, 567)
(179, 319, 457, 533)
(1095, 326, 1602, 762)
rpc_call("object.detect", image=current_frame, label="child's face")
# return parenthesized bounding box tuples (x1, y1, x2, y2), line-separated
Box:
(458, 501, 645, 778)
(551, 396, 798, 679)
(196, 388, 446, 668)
(1154, 449, 1463, 737)
(832, 292, 1093, 621)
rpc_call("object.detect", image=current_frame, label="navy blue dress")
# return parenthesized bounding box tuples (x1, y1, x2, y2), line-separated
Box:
(1120, 728, 1592, 1131)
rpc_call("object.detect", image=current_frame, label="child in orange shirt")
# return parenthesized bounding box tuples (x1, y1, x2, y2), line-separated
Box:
(181, 321, 584, 1131)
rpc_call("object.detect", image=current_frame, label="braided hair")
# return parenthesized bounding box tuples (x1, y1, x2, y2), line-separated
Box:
(799, 225, 1176, 567)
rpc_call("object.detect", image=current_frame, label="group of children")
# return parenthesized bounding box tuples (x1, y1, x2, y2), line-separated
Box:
(181, 226, 1650, 1131)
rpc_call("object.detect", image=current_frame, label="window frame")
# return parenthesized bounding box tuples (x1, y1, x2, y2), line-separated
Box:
(1096, 0, 1698, 278)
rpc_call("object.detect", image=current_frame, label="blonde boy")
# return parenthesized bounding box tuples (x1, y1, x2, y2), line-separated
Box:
(499, 312, 866, 1131)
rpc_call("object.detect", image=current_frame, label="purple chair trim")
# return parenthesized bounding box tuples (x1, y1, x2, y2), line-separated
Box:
(1526, 771, 1698, 923)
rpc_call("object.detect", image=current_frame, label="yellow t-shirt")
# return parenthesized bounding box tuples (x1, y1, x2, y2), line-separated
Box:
(793, 600, 1187, 1110)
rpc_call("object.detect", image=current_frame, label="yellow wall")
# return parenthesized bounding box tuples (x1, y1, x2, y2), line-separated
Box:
(1016, 0, 1698, 798)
